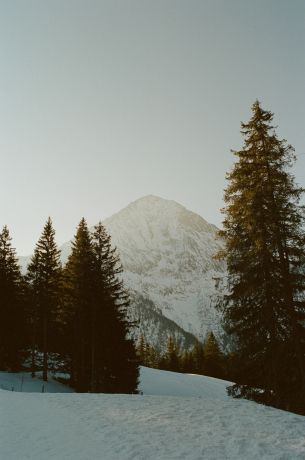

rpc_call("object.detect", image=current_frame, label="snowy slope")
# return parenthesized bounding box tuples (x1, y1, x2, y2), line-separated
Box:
(139, 366, 231, 399)
(0, 367, 229, 398)
(0, 371, 73, 393)
(1, 367, 305, 460)
(19, 195, 227, 348)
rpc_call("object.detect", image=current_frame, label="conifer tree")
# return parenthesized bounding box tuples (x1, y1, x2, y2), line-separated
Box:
(64, 219, 139, 393)
(203, 331, 223, 378)
(25, 251, 39, 377)
(181, 350, 195, 373)
(0, 226, 24, 370)
(64, 218, 95, 391)
(146, 344, 160, 369)
(165, 336, 180, 372)
(91, 221, 139, 393)
(220, 101, 305, 412)
(192, 340, 204, 375)
(26, 218, 61, 381)
(137, 334, 147, 365)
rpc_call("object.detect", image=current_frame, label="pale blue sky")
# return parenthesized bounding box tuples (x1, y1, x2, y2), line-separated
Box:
(0, 0, 304, 255)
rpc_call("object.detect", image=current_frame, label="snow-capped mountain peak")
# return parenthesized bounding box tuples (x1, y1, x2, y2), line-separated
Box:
(101, 195, 225, 343)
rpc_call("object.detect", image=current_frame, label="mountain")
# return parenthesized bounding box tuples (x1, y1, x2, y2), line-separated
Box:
(20, 195, 226, 350)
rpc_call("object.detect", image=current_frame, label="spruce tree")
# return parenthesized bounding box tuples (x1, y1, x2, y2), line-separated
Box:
(136, 334, 147, 365)
(65, 219, 139, 393)
(146, 344, 160, 369)
(203, 331, 223, 379)
(26, 218, 61, 381)
(64, 218, 95, 391)
(192, 340, 204, 375)
(91, 221, 139, 393)
(181, 350, 195, 373)
(165, 336, 180, 372)
(220, 101, 305, 412)
(0, 226, 24, 370)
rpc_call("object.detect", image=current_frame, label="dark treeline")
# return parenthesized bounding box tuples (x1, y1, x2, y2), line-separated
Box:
(0, 218, 139, 393)
(136, 332, 228, 380)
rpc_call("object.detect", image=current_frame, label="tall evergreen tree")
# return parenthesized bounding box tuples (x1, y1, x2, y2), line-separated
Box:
(219, 101, 305, 412)
(0, 226, 24, 370)
(203, 331, 224, 378)
(146, 344, 160, 369)
(164, 336, 180, 372)
(26, 218, 61, 381)
(91, 221, 139, 393)
(181, 350, 195, 374)
(64, 218, 95, 391)
(192, 340, 204, 375)
(136, 334, 147, 365)
(64, 219, 139, 393)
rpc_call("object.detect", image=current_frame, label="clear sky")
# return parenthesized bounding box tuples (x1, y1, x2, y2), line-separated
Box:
(0, 0, 304, 255)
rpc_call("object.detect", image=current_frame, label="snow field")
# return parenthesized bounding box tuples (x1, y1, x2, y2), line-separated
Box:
(1, 367, 305, 459)
(0, 371, 73, 393)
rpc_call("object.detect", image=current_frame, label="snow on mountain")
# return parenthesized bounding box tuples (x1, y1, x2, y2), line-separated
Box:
(1, 367, 305, 460)
(20, 195, 227, 348)
(101, 195, 226, 344)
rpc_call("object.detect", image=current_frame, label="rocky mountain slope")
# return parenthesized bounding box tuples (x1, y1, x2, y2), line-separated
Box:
(20, 196, 227, 350)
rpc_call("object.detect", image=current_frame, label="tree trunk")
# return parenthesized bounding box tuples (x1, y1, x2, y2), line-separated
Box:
(42, 305, 48, 382)
(31, 320, 36, 378)
(90, 323, 96, 392)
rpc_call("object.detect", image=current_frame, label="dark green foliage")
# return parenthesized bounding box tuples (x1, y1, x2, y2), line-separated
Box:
(136, 334, 147, 365)
(64, 218, 97, 391)
(0, 226, 25, 371)
(26, 218, 62, 381)
(181, 350, 195, 373)
(146, 344, 160, 369)
(224, 352, 241, 382)
(192, 340, 205, 374)
(64, 219, 139, 393)
(91, 222, 139, 393)
(203, 331, 224, 378)
(164, 336, 180, 372)
(136, 335, 161, 369)
(219, 101, 305, 413)
(142, 332, 228, 379)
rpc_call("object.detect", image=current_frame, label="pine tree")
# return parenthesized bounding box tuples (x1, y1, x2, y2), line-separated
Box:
(203, 331, 223, 378)
(64, 219, 139, 393)
(219, 101, 305, 412)
(137, 334, 147, 365)
(64, 218, 95, 391)
(26, 218, 61, 381)
(192, 340, 204, 374)
(146, 344, 160, 369)
(91, 221, 139, 393)
(165, 336, 180, 372)
(181, 350, 195, 373)
(0, 226, 24, 370)
(25, 250, 40, 378)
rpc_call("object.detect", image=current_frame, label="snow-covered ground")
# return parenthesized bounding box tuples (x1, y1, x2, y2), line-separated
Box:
(0, 371, 73, 393)
(1, 367, 305, 459)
